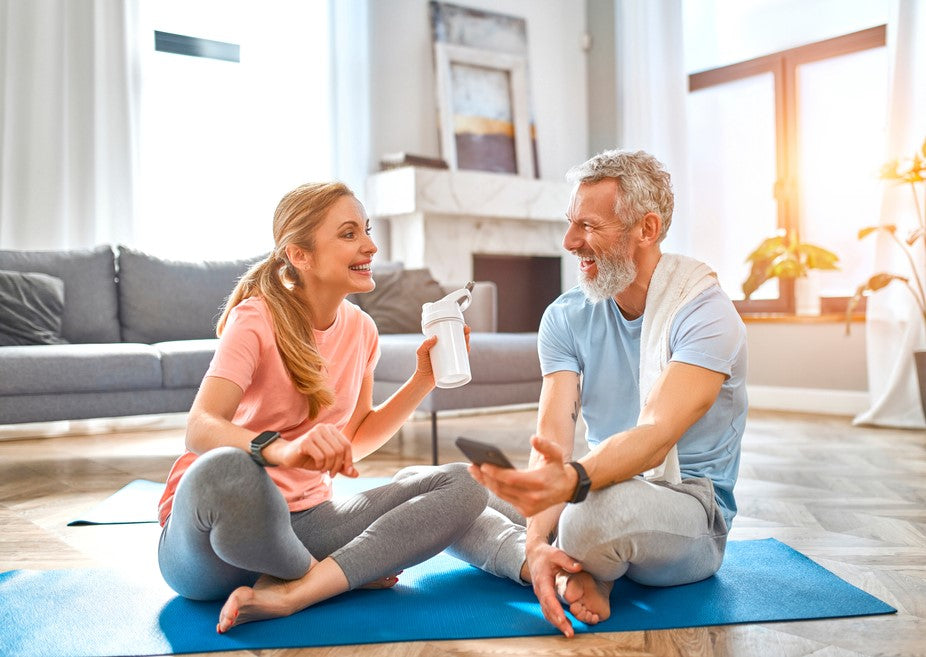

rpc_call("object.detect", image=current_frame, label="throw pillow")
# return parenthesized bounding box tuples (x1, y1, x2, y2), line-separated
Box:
(0, 245, 119, 343)
(0, 269, 68, 346)
(355, 267, 444, 334)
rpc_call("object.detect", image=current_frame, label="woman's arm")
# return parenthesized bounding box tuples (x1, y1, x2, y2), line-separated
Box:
(344, 336, 440, 461)
(186, 375, 357, 476)
(185, 376, 254, 454)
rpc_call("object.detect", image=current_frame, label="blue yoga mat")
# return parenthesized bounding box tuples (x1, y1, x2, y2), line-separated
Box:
(0, 538, 894, 657)
(67, 477, 391, 525)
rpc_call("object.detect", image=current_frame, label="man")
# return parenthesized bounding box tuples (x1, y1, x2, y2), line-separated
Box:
(455, 149, 748, 637)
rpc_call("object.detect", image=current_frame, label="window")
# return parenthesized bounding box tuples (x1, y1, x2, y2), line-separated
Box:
(687, 26, 888, 314)
(135, 1, 332, 261)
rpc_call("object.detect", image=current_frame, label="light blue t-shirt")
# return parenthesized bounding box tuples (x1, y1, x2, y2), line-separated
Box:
(538, 284, 748, 529)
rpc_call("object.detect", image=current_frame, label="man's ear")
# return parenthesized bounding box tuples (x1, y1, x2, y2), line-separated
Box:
(639, 212, 662, 245)
(284, 244, 312, 271)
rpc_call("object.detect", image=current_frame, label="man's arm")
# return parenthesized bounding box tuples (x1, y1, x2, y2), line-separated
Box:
(469, 370, 585, 636)
(473, 361, 724, 512)
(579, 361, 724, 490)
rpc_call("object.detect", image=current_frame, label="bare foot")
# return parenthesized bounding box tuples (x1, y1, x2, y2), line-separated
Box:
(359, 570, 403, 589)
(217, 574, 299, 633)
(555, 570, 613, 625)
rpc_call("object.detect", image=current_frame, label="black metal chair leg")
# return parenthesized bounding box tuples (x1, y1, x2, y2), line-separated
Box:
(430, 411, 438, 465)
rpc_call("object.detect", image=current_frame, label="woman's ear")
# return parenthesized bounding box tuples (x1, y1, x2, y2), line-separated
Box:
(284, 244, 312, 271)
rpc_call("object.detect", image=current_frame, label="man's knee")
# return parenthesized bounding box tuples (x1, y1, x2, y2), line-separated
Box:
(556, 481, 641, 561)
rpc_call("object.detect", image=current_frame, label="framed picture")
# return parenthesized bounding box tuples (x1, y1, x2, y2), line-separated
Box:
(429, 1, 538, 177)
(433, 43, 534, 177)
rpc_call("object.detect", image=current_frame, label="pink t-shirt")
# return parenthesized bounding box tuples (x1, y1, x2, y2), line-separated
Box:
(158, 296, 380, 525)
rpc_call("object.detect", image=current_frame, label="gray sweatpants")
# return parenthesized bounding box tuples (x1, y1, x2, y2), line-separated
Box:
(158, 447, 488, 601)
(450, 475, 729, 587)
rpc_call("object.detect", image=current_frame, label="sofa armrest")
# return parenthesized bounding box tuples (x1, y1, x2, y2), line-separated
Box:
(441, 281, 497, 333)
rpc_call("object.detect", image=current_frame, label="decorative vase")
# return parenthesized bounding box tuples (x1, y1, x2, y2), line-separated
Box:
(916, 350, 926, 422)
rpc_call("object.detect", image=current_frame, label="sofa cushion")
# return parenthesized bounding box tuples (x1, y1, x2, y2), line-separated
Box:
(0, 245, 120, 343)
(156, 339, 218, 388)
(355, 267, 444, 334)
(117, 246, 264, 343)
(0, 269, 67, 346)
(0, 343, 162, 395)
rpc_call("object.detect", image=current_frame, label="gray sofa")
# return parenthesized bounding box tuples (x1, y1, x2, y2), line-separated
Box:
(0, 246, 541, 463)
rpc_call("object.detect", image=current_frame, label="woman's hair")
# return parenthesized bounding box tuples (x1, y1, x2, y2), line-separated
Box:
(565, 149, 674, 242)
(217, 181, 355, 420)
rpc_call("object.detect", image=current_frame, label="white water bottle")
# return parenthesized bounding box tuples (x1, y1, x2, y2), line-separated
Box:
(421, 285, 473, 388)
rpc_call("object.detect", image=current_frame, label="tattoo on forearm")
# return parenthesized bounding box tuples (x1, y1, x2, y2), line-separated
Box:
(570, 382, 579, 424)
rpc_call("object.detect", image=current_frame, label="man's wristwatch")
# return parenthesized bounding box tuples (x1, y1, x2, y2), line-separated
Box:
(250, 430, 280, 467)
(567, 461, 591, 503)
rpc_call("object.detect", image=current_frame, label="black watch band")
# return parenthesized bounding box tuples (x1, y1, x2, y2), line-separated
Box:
(567, 461, 591, 504)
(250, 430, 280, 467)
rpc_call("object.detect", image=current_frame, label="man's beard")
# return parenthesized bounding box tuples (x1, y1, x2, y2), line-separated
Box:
(577, 243, 637, 303)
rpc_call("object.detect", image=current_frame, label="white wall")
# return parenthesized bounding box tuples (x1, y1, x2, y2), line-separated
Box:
(366, 0, 589, 183)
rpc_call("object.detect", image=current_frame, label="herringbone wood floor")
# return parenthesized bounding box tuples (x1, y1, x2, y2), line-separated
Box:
(1, 408, 923, 656)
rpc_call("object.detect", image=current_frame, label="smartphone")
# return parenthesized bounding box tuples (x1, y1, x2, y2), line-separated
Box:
(455, 436, 515, 469)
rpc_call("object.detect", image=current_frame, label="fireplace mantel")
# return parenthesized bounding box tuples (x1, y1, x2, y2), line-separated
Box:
(365, 167, 574, 287)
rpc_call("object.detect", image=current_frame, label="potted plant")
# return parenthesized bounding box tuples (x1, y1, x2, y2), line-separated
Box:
(742, 230, 840, 306)
(846, 137, 926, 418)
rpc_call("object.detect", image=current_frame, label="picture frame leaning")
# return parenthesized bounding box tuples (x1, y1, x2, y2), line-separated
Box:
(433, 42, 535, 178)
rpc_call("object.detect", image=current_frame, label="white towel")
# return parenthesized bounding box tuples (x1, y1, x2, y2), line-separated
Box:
(638, 254, 718, 483)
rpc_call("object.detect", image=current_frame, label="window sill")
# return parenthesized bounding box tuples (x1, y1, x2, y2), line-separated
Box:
(739, 312, 865, 324)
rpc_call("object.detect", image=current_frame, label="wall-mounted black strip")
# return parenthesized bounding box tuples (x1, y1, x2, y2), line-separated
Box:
(154, 31, 240, 63)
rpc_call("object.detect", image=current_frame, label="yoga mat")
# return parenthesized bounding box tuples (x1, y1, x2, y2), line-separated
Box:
(67, 477, 392, 525)
(0, 539, 895, 657)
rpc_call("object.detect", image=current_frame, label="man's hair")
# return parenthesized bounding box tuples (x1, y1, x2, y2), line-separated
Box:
(565, 149, 673, 242)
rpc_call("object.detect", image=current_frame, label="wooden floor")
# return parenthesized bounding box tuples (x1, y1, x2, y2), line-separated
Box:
(1, 408, 924, 657)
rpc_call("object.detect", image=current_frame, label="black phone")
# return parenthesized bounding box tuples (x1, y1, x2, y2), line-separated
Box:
(455, 436, 515, 469)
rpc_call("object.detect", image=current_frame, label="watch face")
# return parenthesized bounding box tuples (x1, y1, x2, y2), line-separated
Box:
(253, 431, 279, 447)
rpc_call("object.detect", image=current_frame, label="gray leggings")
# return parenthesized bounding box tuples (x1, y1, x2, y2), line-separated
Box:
(158, 447, 488, 601)
(450, 476, 729, 587)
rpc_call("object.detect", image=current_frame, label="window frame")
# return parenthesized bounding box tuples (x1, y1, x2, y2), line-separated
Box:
(688, 25, 887, 315)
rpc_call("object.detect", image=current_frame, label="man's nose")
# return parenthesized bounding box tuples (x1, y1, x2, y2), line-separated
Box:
(563, 222, 582, 252)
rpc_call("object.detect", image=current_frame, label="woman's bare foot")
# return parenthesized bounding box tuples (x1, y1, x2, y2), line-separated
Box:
(359, 571, 403, 589)
(555, 570, 613, 625)
(217, 574, 299, 633)
(216, 557, 351, 633)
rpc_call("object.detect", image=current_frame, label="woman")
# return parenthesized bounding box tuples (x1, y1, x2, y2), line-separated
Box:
(156, 182, 488, 633)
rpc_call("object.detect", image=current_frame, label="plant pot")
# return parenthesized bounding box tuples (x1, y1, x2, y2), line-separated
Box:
(916, 350, 926, 422)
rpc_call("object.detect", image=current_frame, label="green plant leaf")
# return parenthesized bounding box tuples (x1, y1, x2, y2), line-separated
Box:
(858, 225, 896, 240)
(864, 272, 908, 292)
(770, 258, 804, 278)
(880, 159, 901, 180)
(745, 236, 786, 263)
(798, 243, 840, 270)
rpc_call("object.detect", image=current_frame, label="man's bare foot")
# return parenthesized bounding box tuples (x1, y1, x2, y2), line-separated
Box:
(359, 571, 403, 589)
(555, 570, 613, 625)
(217, 574, 300, 633)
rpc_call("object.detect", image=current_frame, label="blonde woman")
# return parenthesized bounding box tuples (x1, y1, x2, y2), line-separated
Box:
(156, 182, 487, 633)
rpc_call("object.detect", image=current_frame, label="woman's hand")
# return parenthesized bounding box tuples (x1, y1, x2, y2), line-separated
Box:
(266, 424, 358, 477)
(416, 324, 471, 380)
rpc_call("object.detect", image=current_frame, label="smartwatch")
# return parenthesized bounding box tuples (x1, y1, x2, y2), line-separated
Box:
(567, 461, 591, 503)
(250, 430, 280, 467)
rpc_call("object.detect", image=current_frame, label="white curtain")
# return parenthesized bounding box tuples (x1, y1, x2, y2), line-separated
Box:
(0, 0, 139, 250)
(329, 0, 371, 204)
(614, 0, 691, 255)
(854, 0, 926, 429)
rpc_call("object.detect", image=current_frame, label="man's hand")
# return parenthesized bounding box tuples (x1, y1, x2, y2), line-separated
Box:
(267, 424, 358, 477)
(526, 541, 583, 637)
(468, 435, 578, 517)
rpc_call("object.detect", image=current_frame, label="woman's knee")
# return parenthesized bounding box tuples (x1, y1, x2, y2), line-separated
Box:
(428, 462, 489, 518)
(178, 446, 264, 502)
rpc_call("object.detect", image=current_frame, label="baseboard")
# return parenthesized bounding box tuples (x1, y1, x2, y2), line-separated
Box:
(747, 385, 869, 416)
